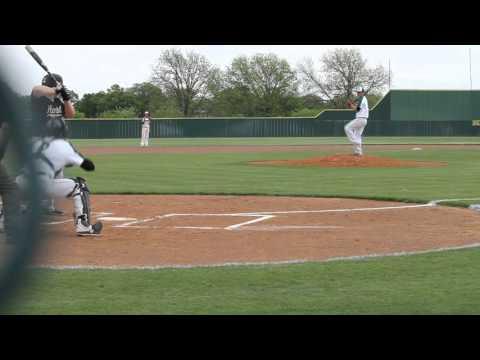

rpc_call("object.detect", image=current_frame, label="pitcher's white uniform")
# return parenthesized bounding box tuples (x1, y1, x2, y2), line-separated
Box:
(140, 112, 151, 147)
(345, 95, 369, 156)
(16, 137, 102, 236)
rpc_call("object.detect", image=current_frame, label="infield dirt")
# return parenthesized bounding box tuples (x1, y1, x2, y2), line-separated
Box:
(27, 195, 480, 268)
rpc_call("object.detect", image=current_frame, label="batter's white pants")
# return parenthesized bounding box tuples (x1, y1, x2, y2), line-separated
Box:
(141, 125, 150, 147)
(344, 117, 368, 155)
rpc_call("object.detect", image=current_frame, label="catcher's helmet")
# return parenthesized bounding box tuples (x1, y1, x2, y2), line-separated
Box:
(42, 73, 63, 87)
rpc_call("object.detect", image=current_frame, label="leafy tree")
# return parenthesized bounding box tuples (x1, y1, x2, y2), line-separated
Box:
(76, 92, 106, 117)
(74, 49, 389, 118)
(300, 94, 325, 109)
(207, 53, 299, 117)
(98, 106, 137, 118)
(77, 85, 136, 117)
(290, 108, 325, 117)
(298, 48, 389, 108)
(103, 84, 137, 111)
(127, 82, 163, 116)
(151, 49, 219, 116)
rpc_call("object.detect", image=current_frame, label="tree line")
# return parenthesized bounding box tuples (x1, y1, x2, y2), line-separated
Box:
(73, 48, 390, 118)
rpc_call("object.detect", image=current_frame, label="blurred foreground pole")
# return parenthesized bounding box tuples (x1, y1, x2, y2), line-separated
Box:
(0, 54, 42, 310)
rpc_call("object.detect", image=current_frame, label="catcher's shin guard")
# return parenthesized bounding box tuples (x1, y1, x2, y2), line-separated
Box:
(70, 177, 102, 236)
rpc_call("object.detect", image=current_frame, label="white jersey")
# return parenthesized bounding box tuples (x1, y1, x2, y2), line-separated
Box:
(31, 137, 84, 179)
(142, 117, 151, 127)
(356, 96, 369, 118)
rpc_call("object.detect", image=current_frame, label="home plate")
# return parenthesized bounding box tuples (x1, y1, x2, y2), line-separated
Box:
(97, 217, 137, 222)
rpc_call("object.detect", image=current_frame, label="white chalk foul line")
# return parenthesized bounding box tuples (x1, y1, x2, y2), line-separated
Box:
(237, 225, 344, 231)
(39, 197, 480, 229)
(43, 213, 123, 226)
(322, 242, 480, 262)
(239, 203, 434, 216)
(92, 212, 113, 217)
(107, 204, 434, 230)
(225, 215, 276, 230)
(429, 197, 480, 205)
(35, 242, 480, 270)
(113, 217, 157, 228)
(175, 226, 222, 230)
(113, 213, 278, 230)
(43, 219, 72, 225)
(97, 217, 137, 222)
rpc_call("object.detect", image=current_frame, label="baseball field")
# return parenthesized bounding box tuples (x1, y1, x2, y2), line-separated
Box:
(3, 136, 480, 314)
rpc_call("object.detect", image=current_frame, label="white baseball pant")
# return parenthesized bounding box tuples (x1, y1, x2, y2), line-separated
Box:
(344, 117, 368, 155)
(141, 125, 150, 147)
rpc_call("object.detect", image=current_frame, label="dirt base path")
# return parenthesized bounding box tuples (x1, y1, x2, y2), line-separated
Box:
(79, 144, 480, 155)
(30, 195, 480, 268)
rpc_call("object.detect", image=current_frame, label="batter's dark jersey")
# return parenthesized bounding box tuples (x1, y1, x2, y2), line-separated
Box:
(30, 92, 67, 138)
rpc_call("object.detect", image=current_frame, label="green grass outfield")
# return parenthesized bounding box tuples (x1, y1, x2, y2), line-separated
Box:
(4, 136, 480, 314)
(68, 137, 480, 206)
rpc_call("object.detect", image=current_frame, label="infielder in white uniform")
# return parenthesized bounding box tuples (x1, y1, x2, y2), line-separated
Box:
(140, 111, 151, 147)
(345, 88, 369, 156)
(16, 136, 103, 236)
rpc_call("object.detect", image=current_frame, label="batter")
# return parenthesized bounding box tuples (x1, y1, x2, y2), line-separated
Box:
(31, 72, 74, 215)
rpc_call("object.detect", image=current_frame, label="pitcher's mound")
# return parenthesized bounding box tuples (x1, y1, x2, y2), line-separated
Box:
(251, 154, 447, 168)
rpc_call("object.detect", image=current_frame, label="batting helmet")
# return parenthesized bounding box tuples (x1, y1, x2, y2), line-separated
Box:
(42, 73, 63, 87)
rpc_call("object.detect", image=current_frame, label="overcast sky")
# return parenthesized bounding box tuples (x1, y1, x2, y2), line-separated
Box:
(0, 45, 478, 97)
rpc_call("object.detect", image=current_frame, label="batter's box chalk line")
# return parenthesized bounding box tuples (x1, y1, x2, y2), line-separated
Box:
(43, 212, 116, 226)
(39, 197, 480, 230)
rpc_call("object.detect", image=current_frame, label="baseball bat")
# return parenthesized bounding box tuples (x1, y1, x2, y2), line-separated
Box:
(25, 45, 59, 84)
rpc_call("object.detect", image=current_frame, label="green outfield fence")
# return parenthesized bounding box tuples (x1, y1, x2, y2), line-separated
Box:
(65, 90, 480, 138)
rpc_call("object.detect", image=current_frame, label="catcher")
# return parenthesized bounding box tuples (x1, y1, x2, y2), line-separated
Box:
(15, 125, 103, 236)
(345, 88, 369, 156)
